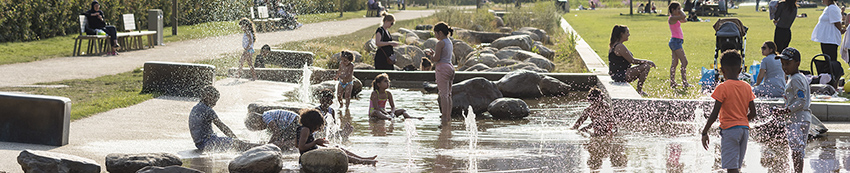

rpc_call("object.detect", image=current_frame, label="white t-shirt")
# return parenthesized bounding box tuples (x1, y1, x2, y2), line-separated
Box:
(812, 4, 843, 45)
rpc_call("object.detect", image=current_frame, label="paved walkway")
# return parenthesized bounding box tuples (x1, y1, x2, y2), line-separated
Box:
(0, 10, 435, 87)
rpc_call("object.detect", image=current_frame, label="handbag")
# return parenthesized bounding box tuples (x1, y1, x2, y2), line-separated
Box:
(380, 46, 395, 65)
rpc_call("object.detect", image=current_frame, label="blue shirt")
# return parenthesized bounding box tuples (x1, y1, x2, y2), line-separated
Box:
(189, 102, 218, 147)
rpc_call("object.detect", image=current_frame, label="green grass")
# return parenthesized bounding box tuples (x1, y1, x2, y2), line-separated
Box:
(564, 7, 840, 98)
(0, 69, 156, 121)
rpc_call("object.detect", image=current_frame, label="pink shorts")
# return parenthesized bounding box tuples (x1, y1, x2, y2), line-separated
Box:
(435, 63, 455, 96)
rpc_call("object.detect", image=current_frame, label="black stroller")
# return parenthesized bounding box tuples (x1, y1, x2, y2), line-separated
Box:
(808, 54, 843, 87)
(712, 18, 748, 83)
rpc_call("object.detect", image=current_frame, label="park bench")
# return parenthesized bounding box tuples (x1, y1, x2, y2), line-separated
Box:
(252, 6, 285, 32)
(73, 13, 157, 56)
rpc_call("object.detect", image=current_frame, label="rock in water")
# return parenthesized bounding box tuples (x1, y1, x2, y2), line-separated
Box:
(300, 148, 348, 173)
(495, 70, 543, 98)
(105, 153, 182, 173)
(228, 144, 284, 173)
(452, 77, 503, 117)
(137, 165, 203, 173)
(488, 98, 531, 119)
(17, 150, 101, 173)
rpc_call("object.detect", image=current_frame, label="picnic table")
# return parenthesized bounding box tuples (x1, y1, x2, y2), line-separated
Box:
(696, 4, 729, 16)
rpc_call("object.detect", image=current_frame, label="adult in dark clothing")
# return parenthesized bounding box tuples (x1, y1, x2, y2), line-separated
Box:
(773, 0, 797, 52)
(84, 0, 120, 55)
(608, 25, 656, 96)
(373, 13, 400, 70)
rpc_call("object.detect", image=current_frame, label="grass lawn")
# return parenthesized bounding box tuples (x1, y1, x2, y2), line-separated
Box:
(564, 7, 844, 98)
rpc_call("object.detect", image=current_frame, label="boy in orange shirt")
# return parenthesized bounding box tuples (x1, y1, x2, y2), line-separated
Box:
(700, 50, 757, 173)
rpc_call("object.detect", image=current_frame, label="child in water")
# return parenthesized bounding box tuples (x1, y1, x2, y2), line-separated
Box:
(571, 87, 616, 136)
(296, 109, 377, 165)
(337, 51, 355, 109)
(369, 73, 424, 121)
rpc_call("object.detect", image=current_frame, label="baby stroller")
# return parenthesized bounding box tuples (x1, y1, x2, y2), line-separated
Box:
(808, 54, 843, 87)
(701, 18, 748, 91)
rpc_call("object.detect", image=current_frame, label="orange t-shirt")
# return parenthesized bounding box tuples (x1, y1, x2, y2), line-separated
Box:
(711, 80, 756, 129)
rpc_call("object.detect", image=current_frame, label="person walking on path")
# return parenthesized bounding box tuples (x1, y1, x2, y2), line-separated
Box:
(608, 25, 656, 96)
(773, 0, 797, 51)
(425, 22, 455, 126)
(238, 18, 258, 81)
(374, 13, 400, 70)
(753, 41, 786, 98)
(668, 2, 691, 88)
(812, 0, 845, 89)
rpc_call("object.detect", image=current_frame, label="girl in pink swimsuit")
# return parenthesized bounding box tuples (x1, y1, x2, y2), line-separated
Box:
(668, 2, 691, 88)
(368, 73, 423, 123)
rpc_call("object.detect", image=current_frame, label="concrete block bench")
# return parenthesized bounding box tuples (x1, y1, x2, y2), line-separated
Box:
(141, 61, 215, 97)
(0, 92, 70, 146)
(265, 50, 314, 68)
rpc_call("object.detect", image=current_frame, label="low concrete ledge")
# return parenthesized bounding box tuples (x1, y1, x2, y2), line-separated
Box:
(265, 49, 314, 68)
(611, 97, 850, 121)
(561, 18, 643, 98)
(141, 61, 215, 97)
(0, 92, 70, 146)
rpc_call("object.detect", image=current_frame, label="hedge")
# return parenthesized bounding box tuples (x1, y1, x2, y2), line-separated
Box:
(0, 0, 367, 42)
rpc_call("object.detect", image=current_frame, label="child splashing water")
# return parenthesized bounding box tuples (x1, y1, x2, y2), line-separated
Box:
(668, 2, 691, 88)
(238, 18, 258, 81)
(297, 109, 377, 165)
(571, 87, 615, 136)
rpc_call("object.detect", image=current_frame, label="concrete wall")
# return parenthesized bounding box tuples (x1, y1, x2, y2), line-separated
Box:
(141, 61, 215, 97)
(0, 92, 70, 146)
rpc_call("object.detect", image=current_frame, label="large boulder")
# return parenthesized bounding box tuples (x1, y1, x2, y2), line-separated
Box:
(411, 30, 432, 39)
(300, 148, 348, 173)
(353, 62, 375, 70)
(228, 144, 284, 173)
(332, 50, 363, 63)
(495, 70, 543, 98)
(397, 28, 415, 37)
(405, 37, 422, 46)
(363, 39, 377, 52)
(393, 45, 426, 67)
(487, 98, 531, 119)
(494, 59, 522, 67)
(491, 35, 533, 51)
(463, 53, 499, 68)
(464, 63, 492, 71)
(468, 31, 510, 43)
(519, 27, 550, 44)
(421, 38, 439, 50)
(525, 56, 555, 72)
(452, 77, 503, 117)
(137, 165, 203, 173)
(416, 24, 433, 30)
(494, 47, 523, 60)
(484, 62, 548, 73)
(494, 16, 505, 27)
(453, 40, 475, 65)
(533, 41, 555, 60)
(513, 49, 544, 61)
(511, 31, 541, 42)
(17, 150, 101, 173)
(539, 76, 572, 96)
(390, 32, 403, 41)
(105, 153, 182, 173)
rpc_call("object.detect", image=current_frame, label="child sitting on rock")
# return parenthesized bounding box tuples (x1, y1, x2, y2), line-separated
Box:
(246, 109, 301, 149)
(571, 87, 616, 136)
(297, 109, 377, 165)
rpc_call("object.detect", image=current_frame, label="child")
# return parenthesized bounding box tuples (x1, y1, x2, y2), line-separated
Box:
(315, 89, 354, 138)
(238, 18, 258, 81)
(370, 73, 424, 121)
(420, 57, 432, 71)
(246, 109, 300, 149)
(297, 109, 377, 165)
(700, 50, 757, 173)
(773, 47, 811, 173)
(570, 87, 615, 137)
(668, 2, 691, 88)
(254, 44, 270, 68)
(189, 85, 261, 152)
(337, 51, 355, 109)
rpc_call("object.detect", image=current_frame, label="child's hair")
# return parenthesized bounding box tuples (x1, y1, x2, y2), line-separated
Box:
(340, 50, 354, 61)
(245, 112, 266, 131)
(238, 18, 256, 40)
(421, 57, 432, 69)
(609, 25, 628, 49)
(300, 109, 324, 132)
(763, 41, 778, 55)
(318, 88, 334, 100)
(587, 87, 603, 100)
(668, 1, 680, 14)
(261, 44, 271, 52)
(201, 85, 219, 100)
(372, 73, 390, 89)
(720, 50, 742, 71)
(381, 13, 395, 22)
(433, 22, 454, 37)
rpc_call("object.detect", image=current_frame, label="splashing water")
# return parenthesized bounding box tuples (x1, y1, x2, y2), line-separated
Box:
(298, 63, 312, 103)
(465, 107, 479, 173)
(403, 119, 418, 172)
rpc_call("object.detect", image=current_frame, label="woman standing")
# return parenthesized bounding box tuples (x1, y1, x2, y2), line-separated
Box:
(374, 13, 400, 70)
(668, 2, 691, 88)
(812, 0, 845, 88)
(608, 25, 656, 96)
(773, 0, 797, 51)
(753, 41, 785, 98)
(427, 22, 455, 126)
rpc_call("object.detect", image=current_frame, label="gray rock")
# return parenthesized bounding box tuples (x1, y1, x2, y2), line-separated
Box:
(353, 62, 375, 70)
(416, 24, 433, 30)
(464, 53, 499, 68)
(452, 77, 503, 117)
(498, 27, 512, 33)
(405, 32, 420, 41)
(390, 32, 403, 41)
(511, 31, 540, 42)
(397, 28, 415, 37)
(525, 56, 555, 72)
(421, 38, 439, 50)
(471, 24, 485, 31)
(363, 39, 377, 52)
(533, 41, 555, 60)
(495, 70, 543, 98)
(411, 30, 432, 39)
(494, 48, 522, 60)
(491, 35, 533, 51)
(452, 40, 475, 65)
(493, 59, 522, 67)
(539, 76, 572, 96)
(105, 153, 182, 173)
(332, 50, 363, 63)
(468, 31, 510, 43)
(300, 148, 348, 173)
(487, 98, 531, 119)
(513, 49, 544, 61)
(495, 16, 505, 27)
(228, 144, 284, 173)
(405, 37, 421, 46)
(393, 45, 425, 67)
(311, 78, 362, 98)
(464, 63, 492, 71)
(519, 27, 550, 44)
(17, 150, 100, 173)
(137, 165, 202, 173)
(484, 62, 548, 73)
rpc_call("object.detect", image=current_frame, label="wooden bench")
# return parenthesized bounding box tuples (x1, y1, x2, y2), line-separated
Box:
(252, 6, 284, 32)
(73, 14, 157, 56)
